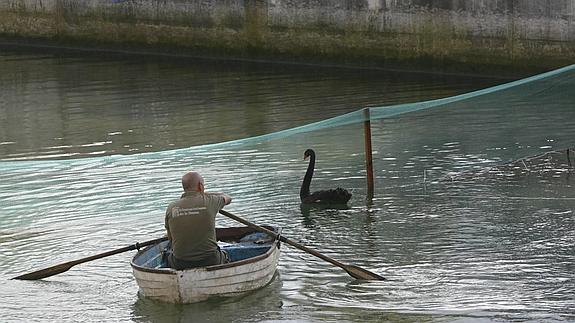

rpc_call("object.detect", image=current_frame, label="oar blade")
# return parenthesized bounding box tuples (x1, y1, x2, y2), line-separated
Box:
(13, 263, 73, 280)
(12, 237, 166, 281)
(344, 265, 385, 281)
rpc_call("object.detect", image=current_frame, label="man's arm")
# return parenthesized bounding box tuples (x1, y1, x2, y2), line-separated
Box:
(165, 206, 173, 241)
(206, 192, 232, 206)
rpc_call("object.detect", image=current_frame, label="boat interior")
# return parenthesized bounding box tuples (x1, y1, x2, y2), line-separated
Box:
(132, 226, 279, 270)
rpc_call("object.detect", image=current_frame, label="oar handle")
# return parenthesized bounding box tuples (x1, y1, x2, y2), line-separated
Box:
(68, 237, 168, 266)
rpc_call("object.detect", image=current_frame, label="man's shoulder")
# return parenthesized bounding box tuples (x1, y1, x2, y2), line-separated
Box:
(167, 199, 181, 208)
(166, 198, 186, 214)
(204, 193, 225, 201)
(207, 194, 230, 211)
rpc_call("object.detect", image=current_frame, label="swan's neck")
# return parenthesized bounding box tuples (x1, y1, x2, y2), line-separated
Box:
(300, 154, 315, 200)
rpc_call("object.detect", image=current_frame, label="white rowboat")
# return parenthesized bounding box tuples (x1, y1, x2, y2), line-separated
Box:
(131, 226, 281, 303)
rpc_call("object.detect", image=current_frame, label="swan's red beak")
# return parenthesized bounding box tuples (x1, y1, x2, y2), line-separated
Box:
(303, 155, 309, 161)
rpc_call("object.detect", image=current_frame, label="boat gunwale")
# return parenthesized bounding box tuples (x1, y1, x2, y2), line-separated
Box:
(130, 226, 280, 275)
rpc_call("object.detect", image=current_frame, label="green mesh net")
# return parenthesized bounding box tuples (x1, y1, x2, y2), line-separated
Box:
(0, 63, 574, 231)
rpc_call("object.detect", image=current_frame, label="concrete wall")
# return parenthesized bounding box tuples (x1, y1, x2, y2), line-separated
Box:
(269, 0, 574, 40)
(1, 0, 574, 75)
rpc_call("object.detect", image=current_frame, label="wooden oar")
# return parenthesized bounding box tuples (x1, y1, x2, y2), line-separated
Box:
(219, 209, 385, 281)
(12, 237, 167, 280)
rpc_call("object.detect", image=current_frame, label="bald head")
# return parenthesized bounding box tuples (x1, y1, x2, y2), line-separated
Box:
(182, 172, 204, 192)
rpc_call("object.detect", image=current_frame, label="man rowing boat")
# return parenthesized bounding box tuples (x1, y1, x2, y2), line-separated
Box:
(164, 171, 232, 269)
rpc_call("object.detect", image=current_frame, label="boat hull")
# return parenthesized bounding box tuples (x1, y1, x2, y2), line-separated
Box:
(131, 226, 280, 303)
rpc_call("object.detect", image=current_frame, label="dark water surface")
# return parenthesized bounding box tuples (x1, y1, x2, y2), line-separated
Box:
(0, 47, 503, 161)
(1, 47, 573, 323)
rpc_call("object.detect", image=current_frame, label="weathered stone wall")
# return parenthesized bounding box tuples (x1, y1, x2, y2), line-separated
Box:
(1, 0, 574, 75)
(268, 0, 575, 40)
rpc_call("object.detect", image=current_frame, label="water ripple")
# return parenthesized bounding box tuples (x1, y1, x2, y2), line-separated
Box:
(1, 50, 574, 322)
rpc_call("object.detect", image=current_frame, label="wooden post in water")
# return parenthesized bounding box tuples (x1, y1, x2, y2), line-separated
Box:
(363, 108, 375, 199)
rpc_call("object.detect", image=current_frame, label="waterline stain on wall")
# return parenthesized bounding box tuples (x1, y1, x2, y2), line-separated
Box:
(1, 0, 574, 76)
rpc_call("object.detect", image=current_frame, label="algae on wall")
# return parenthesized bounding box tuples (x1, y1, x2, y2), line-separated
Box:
(0, 0, 574, 75)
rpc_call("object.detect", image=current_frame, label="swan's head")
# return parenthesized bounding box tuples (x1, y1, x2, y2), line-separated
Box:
(303, 149, 315, 160)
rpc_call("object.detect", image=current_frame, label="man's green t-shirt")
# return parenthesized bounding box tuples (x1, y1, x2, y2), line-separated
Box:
(165, 191, 226, 261)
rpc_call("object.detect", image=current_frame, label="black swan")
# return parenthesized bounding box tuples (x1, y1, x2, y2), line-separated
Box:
(300, 149, 352, 204)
